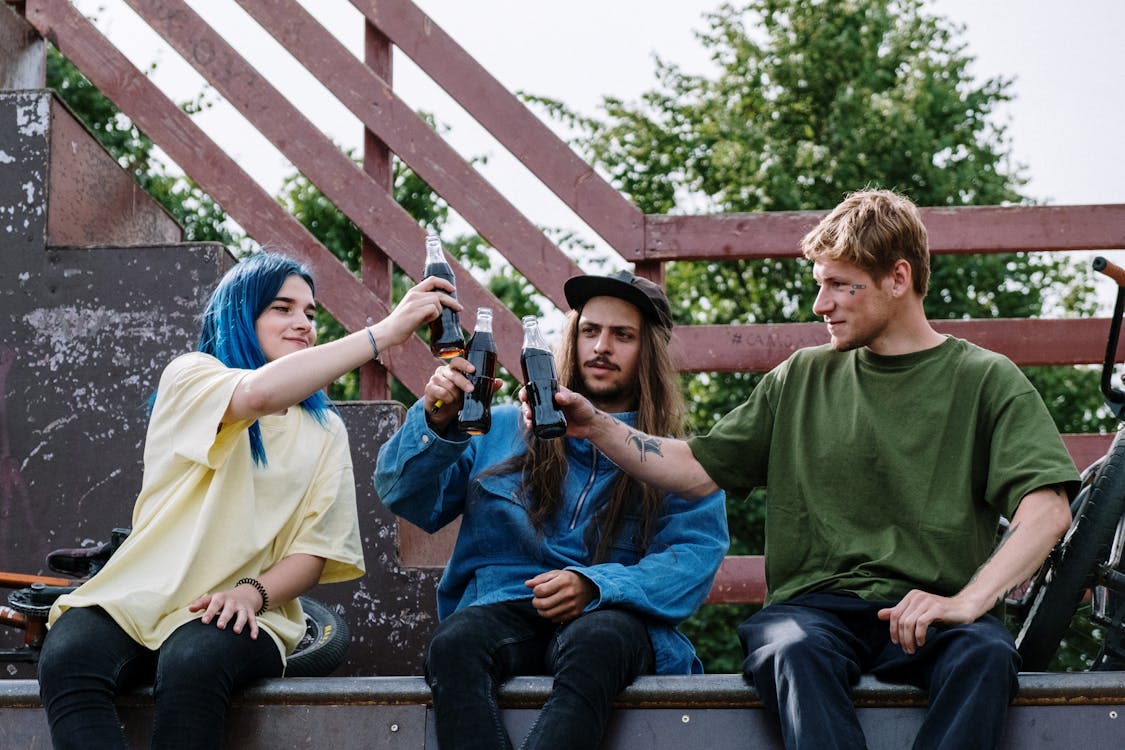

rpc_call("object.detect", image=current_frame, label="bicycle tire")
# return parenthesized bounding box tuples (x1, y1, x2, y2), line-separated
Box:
(285, 596, 350, 677)
(1015, 429, 1125, 670)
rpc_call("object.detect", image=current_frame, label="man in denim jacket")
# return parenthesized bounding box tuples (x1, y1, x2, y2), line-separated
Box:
(375, 272, 729, 750)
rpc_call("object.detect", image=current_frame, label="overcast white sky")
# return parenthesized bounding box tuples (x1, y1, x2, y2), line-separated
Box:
(71, 0, 1125, 261)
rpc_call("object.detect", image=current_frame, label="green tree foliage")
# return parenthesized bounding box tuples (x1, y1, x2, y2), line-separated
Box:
(535, 0, 1108, 670)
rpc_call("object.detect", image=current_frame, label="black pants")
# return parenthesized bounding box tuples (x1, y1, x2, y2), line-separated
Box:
(38, 606, 283, 749)
(425, 600, 655, 750)
(739, 591, 1020, 750)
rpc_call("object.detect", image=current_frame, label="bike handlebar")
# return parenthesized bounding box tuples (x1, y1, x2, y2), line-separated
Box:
(1094, 256, 1125, 286)
(1094, 256, 1125, 413)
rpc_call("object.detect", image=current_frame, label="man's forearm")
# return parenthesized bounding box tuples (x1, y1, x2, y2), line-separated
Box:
(586, 410, 719, 499)
(958, 485, 1072, 615)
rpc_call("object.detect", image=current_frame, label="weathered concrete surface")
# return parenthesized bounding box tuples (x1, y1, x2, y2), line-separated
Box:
(328, 403, 441, 676)
(1, 90, 50, 259)
(46, 97, 183, 247)
(0, 241, 234, 678)
(4, 674, 1125, 749)
(0, 91, 181, 249)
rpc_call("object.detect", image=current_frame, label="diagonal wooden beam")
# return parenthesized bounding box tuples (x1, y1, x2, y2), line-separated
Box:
(350, 0, 645, 259)
(235, 0, 582, 312)
(120, 0, 527, 374)
(23, 0, 436, 394)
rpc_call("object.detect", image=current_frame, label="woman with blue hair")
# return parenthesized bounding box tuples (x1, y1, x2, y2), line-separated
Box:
(37, 251, 459, 749)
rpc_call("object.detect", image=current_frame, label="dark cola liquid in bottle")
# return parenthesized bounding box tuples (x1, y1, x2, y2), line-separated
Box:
(423, 233, 465, 359)
(457, 307, 497, 435)
(520, 315, 567, 440)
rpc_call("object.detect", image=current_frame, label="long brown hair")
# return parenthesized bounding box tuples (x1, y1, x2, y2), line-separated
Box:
(493, 307, 685, 562)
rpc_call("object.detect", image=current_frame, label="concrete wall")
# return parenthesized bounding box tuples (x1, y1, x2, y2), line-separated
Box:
(5, 673, 1125, 749)
(328, 403, 442, 676)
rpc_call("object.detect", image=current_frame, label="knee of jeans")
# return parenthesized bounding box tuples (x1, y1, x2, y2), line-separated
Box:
(739, 613, 831, 657)
(38, 638, 76, 697)
(38, 630, 74, 677)
(555, 610, 646, 663)
(424, 630, 455, 679)
(39, 627, 142, 707)
(740, 620, 849, 683)
(40, 625, 113, 685)
(425, 616, 492, 680)
(154, 637, 224, 690)
(943, 626, 1019, 676)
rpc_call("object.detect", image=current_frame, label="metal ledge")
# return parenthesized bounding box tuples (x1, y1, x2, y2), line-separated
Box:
(5, 673, 1125, 749)
(5, 672, 1125, 710)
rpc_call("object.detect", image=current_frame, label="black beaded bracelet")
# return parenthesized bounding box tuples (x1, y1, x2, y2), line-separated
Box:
(237, 577, 269, 615)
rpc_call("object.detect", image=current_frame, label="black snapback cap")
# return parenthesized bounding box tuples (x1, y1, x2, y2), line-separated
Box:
(563, 271, 673, 331)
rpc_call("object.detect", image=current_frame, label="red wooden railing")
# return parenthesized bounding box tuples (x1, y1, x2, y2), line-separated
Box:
(8, 0, 1125, 449)
(6, 0, 1125, 577)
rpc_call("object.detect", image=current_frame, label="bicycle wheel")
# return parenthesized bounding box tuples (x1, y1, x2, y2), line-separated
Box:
(1015, 429, 1125, 671)
(285, 597, 350, 677)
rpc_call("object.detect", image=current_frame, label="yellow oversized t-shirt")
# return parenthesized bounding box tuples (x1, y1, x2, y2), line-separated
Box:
(49, 352, 365, 664)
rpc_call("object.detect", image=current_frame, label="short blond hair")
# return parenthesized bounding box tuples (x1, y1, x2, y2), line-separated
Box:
(800, 189, 930, 295)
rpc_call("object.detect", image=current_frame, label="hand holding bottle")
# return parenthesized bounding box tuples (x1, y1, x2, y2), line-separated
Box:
(520, 315, 567, 440)
(374, 275, 462, 351)
(457, 307, 497, 435)
(424, 355, 504, 433)
(423, 234, 466, 359)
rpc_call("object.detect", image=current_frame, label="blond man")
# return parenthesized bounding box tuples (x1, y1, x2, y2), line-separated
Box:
(552, 190, 1077, 749)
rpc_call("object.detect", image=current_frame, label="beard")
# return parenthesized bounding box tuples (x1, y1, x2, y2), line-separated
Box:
(579, 370, 639, 412)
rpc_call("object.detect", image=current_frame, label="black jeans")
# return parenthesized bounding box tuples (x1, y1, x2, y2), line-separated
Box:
(424, 599, 655, 750)
(38, 606, 283, 749)
(739, 591, 1020, 750)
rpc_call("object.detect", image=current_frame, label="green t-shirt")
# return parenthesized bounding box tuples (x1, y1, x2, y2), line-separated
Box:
(688, 337, 1079, 605)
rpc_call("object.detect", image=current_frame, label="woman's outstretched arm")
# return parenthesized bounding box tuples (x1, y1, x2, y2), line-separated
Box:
(224, 276, 460, 422)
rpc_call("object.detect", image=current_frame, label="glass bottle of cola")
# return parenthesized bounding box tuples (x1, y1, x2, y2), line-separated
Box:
(520, 315, 567, 440)
(423, 233, 465, 359)
(457, 307, 497, 435)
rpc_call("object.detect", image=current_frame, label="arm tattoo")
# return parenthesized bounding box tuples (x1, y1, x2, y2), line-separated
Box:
(972, 486, 1069, 607)
(994, 521, 1019, 556)
(625, 428, 664, 463)
(969, 522, 1021, 605)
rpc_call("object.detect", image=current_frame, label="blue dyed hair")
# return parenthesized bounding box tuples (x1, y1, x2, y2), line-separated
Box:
(197, 252, 333, 465)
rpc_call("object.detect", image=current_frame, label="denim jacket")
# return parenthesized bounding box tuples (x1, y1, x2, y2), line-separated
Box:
(375, 401, 729, 674)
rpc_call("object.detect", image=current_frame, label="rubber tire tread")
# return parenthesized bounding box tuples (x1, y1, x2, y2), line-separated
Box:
(1015, 430, 1125, 670)
(285, 597, 350, 678)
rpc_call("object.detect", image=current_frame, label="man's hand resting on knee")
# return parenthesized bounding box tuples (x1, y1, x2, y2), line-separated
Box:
(526, 570, 597, 624)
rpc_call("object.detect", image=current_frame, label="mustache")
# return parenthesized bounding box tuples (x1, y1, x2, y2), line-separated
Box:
(584, 357, 620, 371)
